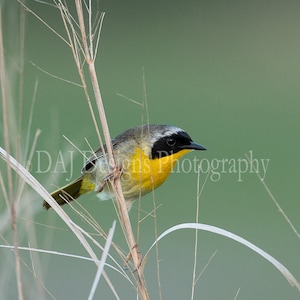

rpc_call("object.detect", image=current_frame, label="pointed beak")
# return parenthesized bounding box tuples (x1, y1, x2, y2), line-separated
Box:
(184, 141, 207, 151)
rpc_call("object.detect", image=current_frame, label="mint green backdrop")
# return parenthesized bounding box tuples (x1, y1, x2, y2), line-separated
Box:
(1, 1, 299, 299)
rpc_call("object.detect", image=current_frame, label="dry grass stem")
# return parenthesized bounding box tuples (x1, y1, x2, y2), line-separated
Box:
(0, 8, 24, 300)
(0, 147, 120, 298)
(194, 250, 217, 285)
(88, 221, 117, 300)
(30, 61, 83, 87)
(18, 0, 69, 45)
(234, 288, 241, 300)
(191, 168, 211, 299)
(46, 1, 149, 297)
(144, 223, 300, 291)
(245, 153, 300, 239)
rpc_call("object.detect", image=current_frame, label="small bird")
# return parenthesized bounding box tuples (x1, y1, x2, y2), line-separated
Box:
(43, 124, 206, 210)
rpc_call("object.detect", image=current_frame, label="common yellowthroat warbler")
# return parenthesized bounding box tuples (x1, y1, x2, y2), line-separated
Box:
(43, 124, 206, 210)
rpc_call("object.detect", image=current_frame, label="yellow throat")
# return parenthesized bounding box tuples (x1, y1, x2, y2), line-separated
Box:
(126, 147, 191, 192)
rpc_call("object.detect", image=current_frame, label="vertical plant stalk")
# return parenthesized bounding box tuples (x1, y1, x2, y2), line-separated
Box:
(191, 168, 201, 300)
(191, 169, 211, 299)
(0, 8, 24, 300)
(73, 1, 149, 298)
(16, 0, 26, 167)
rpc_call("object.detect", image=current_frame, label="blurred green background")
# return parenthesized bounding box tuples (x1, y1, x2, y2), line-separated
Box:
(1, 0, 300, 299)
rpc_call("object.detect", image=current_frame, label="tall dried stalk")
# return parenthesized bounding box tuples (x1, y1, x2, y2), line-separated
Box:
(0, 8, 24, 300)
(58, 1, 149, 298)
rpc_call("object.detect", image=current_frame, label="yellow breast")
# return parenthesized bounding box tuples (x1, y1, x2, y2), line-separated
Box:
(121, 147, 191, 197)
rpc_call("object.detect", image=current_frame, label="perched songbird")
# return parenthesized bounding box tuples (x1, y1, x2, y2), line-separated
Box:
(43, 124, 206, 210)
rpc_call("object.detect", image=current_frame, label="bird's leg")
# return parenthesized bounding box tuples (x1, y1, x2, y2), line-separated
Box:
(96, 183, 105, 193)
(96, 164, 122, 193)
(103, 164, 123, 183)
(96, 165, 122, 193)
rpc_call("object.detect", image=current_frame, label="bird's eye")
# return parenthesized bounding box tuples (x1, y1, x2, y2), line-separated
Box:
(166, 137, 176, 147)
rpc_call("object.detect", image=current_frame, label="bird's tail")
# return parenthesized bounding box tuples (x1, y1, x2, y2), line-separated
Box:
(43, 177, 84, 210)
